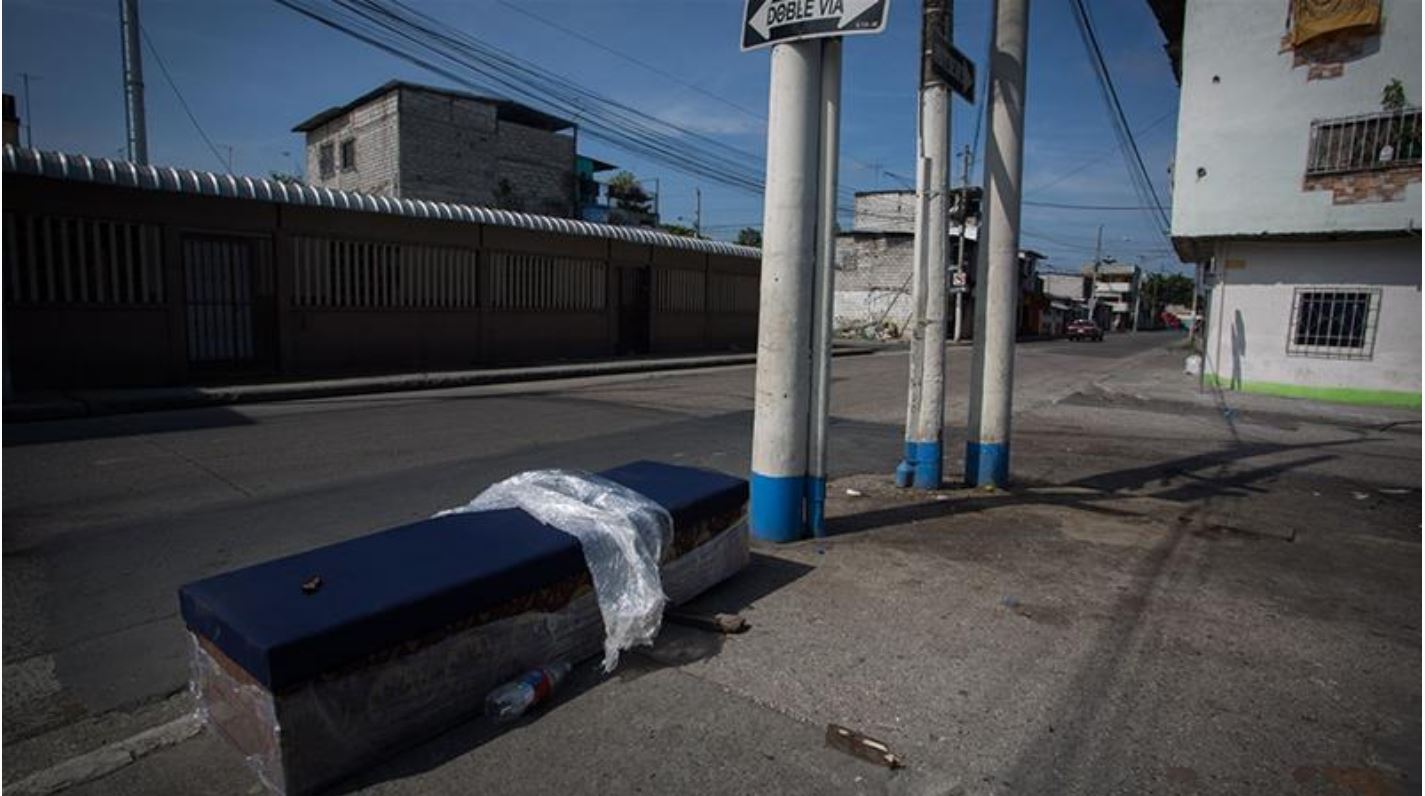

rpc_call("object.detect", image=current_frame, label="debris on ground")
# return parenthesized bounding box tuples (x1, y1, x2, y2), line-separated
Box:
(825, 723, 903, 769)
(845, 488, 864, 497)
(665, 610, 749, 635)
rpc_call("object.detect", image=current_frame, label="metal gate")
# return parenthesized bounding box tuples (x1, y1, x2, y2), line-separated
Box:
(183, 236, 259, 367)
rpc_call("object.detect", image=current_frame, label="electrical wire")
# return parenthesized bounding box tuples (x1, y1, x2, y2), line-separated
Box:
(1067, 0, 1172, 238)
(139, 25, 228, 171)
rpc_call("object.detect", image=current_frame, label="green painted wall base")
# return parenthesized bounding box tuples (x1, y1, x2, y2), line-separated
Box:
(1204, 374, 1421, 409)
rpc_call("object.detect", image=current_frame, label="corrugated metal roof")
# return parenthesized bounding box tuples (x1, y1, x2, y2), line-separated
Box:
(3, 145, 761, 259)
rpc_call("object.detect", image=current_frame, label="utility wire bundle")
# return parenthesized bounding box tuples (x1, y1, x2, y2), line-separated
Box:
(274, 0, 861, 214)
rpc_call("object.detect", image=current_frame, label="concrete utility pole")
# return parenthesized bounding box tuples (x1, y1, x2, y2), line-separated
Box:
(750, 41, 823, 542)
(119, 0, 149, 165)
(807, 38, 842, 537)
(1088, 222, 1103, 321)
(1131, 265, 1142, 332)
(896, 0, 953, 490)
(953, 144, 972, 343)
(694, 188, 702, 237)
(965, 0, 1029, 488)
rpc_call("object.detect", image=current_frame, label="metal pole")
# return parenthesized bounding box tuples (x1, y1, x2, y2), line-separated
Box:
(897, 0, 951, 490)
(807, 37, 841, 538)
(750, 40, 823, 543)
(20, 73, 35, 148)
(965, 0, 1029, 488)
(953, 144, 971, 343)
(119, 0, 148, 165)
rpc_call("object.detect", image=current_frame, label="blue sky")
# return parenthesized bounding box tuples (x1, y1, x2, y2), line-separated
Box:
(2, 0, 1183, 272)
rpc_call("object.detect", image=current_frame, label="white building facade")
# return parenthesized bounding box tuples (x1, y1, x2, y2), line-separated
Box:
(1150, 0, 1421, 407)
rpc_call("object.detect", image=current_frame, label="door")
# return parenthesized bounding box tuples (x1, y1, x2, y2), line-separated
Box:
(182, 235, 273, 377)
(615, 266, 650, 355)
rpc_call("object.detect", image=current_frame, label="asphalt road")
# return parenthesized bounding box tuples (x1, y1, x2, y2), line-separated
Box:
(2, 332, 1170, 773)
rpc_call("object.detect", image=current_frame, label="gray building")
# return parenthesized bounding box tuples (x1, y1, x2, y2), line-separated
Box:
(293, 81, 578, 217)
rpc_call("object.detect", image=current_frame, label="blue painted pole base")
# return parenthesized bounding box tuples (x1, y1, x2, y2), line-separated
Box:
(895, 440, 943, 490)
(805, 476, 828, 538)
(910, 441, 943, 490)
(750, 472, 807, 543)
(965, 441, 1009, 487)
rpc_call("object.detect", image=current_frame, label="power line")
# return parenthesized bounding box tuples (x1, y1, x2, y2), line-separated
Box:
(1024, 200, 1166, 210)
(1068, 0, 1172, 238)
(1026, 108, 1175, 195)
(139, 25, 228, 171)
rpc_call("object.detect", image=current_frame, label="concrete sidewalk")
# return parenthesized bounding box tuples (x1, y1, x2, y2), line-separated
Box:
(3, 347, 880, 423)
(19, 337, 1416, 795)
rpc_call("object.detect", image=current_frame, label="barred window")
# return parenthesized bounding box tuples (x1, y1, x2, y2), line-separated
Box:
(1287, 288, 1380, 360)
(1307, 109, 1421, 176)
(340, 139, 356, 172)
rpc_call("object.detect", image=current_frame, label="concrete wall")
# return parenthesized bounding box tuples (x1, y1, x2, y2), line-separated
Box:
(1172, 0, 1421, 238)
(2, 174, 757, 389)
(834, 233, 917, 335)
(853, 192, 916, 234)
(1202, 238, 1420, 398)
(304, 92, 400, 196)
(398, 88, 574, 216)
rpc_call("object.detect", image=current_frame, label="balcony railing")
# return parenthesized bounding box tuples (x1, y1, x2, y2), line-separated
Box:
(1306, 108, 1422, 177)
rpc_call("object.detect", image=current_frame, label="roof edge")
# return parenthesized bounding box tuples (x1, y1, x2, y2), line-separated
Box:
(2, 146, 759, 259)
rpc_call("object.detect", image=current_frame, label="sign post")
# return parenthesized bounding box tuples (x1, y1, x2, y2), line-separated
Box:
(744, 0, 887, 542)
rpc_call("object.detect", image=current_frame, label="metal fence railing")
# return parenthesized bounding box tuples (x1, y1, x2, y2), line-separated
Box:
(1306, 108, 1422, 177)
(1286, 286, 1380, 360)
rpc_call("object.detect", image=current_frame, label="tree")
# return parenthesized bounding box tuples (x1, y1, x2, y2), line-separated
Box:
(735, 227, 763, 248)
(1142, 273, 1194, 307)
(606, 171, 652, 214)
(659, 223, 699, 238)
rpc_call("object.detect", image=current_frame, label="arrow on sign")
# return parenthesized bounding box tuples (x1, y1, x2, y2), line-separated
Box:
(748, 0, 883, 41)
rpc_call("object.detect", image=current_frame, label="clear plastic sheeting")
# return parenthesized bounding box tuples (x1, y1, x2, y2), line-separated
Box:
(438, 469, 674, 672)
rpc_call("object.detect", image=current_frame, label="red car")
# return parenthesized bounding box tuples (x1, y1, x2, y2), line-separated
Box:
(1066, 319, 1104, 342)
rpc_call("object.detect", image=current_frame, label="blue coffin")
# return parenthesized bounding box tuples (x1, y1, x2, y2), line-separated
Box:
(179, 461, 747, 691)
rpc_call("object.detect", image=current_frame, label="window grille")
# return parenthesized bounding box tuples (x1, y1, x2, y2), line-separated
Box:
(1306, 108, 1421, 176)
(1286, 287, 1380, 360)
(3, 211, 165, 305)
(655, 268, 704, 313)
(292, 237, 478, 309)
(486, 252, 606, 311)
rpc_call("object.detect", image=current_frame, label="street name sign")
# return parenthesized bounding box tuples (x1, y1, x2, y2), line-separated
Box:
(930, 36, 975, 102)
(742, 0, 890, 51)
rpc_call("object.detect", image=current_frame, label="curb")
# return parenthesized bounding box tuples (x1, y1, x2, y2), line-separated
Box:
(6, 348, 877, 423)
(2, 714, 202, 796)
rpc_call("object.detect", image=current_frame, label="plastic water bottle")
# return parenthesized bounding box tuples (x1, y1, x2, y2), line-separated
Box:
(483, 661, 571, 722)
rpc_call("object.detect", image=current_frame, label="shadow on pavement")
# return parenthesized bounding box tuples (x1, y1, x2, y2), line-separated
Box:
(825, 435, 1369, 539)
(3, 405, 257, 446)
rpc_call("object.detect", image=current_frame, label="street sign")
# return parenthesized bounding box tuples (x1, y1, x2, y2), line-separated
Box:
(951, 270, 967, 289)
(742, 0, 890, 51)
(930, 37, 975, 102)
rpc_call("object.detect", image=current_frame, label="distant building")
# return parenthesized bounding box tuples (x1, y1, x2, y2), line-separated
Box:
(834, 190, 1045, 339)
(1148, 0, 1420, 407)
(1084, 262, 1143, 332)
(293, 81, 578, 217)
(3, 94, 18, 147)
